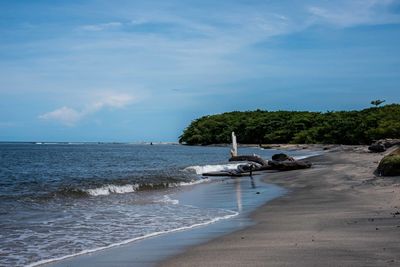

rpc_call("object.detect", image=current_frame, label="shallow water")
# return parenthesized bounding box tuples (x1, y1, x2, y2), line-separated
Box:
(0, 143, 317, 266)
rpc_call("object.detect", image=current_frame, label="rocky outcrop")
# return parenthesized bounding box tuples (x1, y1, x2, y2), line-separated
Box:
(369, 139, 400, 153)
(368, 142, 386, 152)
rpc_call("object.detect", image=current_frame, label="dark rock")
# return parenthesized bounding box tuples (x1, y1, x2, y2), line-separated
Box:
(268, 160, 312, 171)
(369, 139, 400, 152)
(271, 153, 294, 162)
(368, 142, 386, 153)
(382, 139, 400, 148)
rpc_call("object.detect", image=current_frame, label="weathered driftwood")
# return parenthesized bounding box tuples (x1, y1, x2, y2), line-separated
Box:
(268, 160, 312, 171)
(202, 170, 244, 177)
(202, 153, 311, 177)
(271, 153, 295, 162)
(229, 155, 269, 166)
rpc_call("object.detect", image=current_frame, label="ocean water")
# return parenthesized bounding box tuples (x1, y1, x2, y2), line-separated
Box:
(0, 143, 317, 266)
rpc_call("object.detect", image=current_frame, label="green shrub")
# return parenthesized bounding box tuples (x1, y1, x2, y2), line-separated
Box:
(377, 149, 400, 176)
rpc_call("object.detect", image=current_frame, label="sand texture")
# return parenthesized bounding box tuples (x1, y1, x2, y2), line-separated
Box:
(160, 146, 400, 267)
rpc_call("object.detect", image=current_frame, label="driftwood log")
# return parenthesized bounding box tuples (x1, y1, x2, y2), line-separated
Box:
(229, 155, 269, 166)
(268, 159, 312, 171)
(202, 154, 312, 177)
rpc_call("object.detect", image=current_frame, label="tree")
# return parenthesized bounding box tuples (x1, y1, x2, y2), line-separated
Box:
(371, 99, 385, 107)
(179, 104, 400, 145)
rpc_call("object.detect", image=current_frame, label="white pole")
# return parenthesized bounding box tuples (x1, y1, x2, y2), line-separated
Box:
(231, 132, 238, 157)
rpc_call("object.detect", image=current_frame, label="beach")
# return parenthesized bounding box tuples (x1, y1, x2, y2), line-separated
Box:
(4, 144, 400, 266)
(160, 146, 400, 266)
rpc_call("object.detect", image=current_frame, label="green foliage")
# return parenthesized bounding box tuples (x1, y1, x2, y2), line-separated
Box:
(179, 104, 400, 145)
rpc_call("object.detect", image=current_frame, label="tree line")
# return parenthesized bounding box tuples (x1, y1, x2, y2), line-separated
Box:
(179, 104, 400, 145)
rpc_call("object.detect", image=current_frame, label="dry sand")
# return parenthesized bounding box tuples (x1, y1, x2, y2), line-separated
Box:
(160, 146, 400, 266)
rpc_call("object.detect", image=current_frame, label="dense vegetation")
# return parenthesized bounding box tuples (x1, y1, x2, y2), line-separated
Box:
(179, 104, 400, 145)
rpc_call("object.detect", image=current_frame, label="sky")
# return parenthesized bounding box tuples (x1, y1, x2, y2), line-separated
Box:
(0, 0, 400, 142)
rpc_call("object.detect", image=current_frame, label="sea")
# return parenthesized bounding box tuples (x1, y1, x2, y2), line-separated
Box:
(0, 143, 318, 267)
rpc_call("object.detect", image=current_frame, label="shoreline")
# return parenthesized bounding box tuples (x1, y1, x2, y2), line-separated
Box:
(160, 146, 400, 266)
(43, 164, 286, 267)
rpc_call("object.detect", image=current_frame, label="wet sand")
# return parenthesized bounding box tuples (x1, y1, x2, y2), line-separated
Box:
(160, 146, 400, 266)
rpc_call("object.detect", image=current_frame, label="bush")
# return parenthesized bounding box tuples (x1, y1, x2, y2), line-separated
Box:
(377, 149, 400, 176)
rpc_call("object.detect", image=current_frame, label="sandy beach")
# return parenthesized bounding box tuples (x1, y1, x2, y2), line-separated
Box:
(160, 146, 400, 266)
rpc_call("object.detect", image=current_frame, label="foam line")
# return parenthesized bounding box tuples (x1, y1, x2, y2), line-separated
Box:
(27, 210, 239, 267)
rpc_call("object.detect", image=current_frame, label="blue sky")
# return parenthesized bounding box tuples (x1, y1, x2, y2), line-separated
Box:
(1, 0, 400, 142)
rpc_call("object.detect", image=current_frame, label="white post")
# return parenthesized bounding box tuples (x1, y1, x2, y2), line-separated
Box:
(231, 132, 238, 157)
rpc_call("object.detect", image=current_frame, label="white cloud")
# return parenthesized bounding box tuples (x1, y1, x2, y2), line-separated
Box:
(39, 92, 135, 126)
(80, 22, 122, 31)
(38, 106, 82, 126)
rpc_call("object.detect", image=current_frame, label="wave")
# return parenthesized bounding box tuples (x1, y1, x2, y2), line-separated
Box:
(84, 184, 139, 196)
(178, 178, 210, 186)
(59, 178, 210, 197)
(27, 209, 239, 267)
(184, 163, 244, 175)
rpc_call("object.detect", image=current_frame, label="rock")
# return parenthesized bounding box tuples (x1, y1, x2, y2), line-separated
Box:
(271, 153, 295, 162)
(377, 148, 400, 176)
(368, 142, 386, 152)
(369, 139, 400, 153)
(382, 139, 400, 148)
(268, 160, 312, 171)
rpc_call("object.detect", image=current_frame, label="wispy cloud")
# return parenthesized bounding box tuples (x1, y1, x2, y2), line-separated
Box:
(80, 22, 123, 31)
(308, 0, 400, 27)
(39, 106, 82, 126)
(39, 92, 135, 126)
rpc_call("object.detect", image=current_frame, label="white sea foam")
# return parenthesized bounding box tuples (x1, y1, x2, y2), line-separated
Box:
(85, 184, 139, 196)
(156, 195, 180, 205)
(184, 163, 243, 175)
(178, 178, 210, 186)
(83, 179, 209, 197)
(27, 210, 239, 267)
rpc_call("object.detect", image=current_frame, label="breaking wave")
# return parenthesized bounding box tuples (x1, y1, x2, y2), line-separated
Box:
(84, 184, 139, 196)
(184, 163, 244, 175)
(60, 178, 210, 197)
